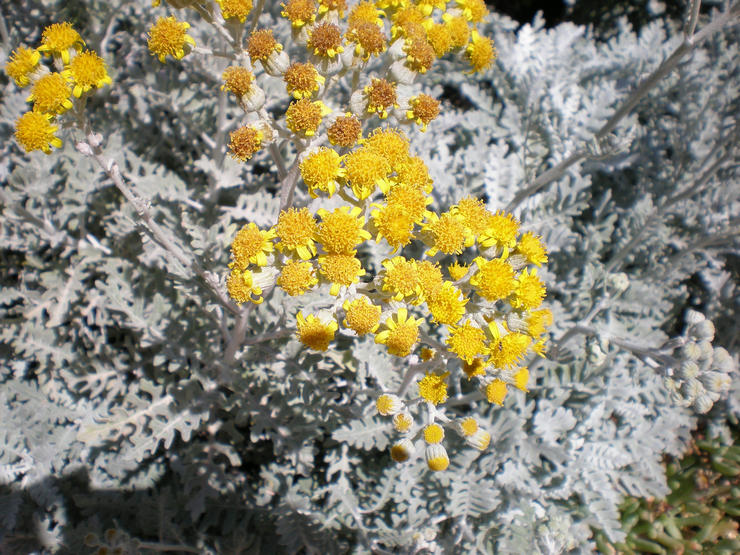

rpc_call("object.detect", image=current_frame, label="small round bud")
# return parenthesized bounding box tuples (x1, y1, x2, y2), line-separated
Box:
(690, 319, 715, 341)
(680, 341, 702, 361)
(679, 360, 699, 380)
(697, 340, 714, 361)
(685, 309, 705, 325)
(694, 393, 714, 414)
(700, 371, 731, 394)
(464, 429, 491, 451)
(390, 438, 414, 463)
(607, 272, 629, 293)
(712, 347, 735, 373)
(425, 443, 449, 471)
(681, 377, 703, 400)
(376, 393, 403, 416)
(392, 411, 413, 434)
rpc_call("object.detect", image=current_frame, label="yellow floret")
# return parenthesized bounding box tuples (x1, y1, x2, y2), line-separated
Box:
(457, 0, 488, 22)
(485, 378, 507, 405)
(364, 78, 398, 119)
(296, 311, 337, 351)
(470, 257, 515, 301)
(285, 98, 331, 137)
(231, 222, 276, 269)
(488, 331, 531, 369)
(446, 321, 487, 364)
(425, 444, 449, 471)
(417, 260, 444, 299)
(343, 296, 382, 335)
(316, 205, 371, 254)
(277, 260, 317, 296)
(27, 73, 73, 115)
(516, 231, 548, 267)
(423, 211, 474, 257)
(447, 261, 469, 281)
(226, 268, 264, 304)
(63, 50, 113, 98)
(371, 203, 416, 252)
(375, 307, 422, 357)
(465, 30, 496, 74)
(38, 22, 84, 64)
(318, 253, 365, 295)
(462, 357, 487, 379)
(418, 371, 449, 405)
(511, 268, 546, 310)
(380, 257, 422, 302)
(362, 128, 410, 167)
(5, 47, 41, 87)
(284, 62, 325, 99)
(423, 423, 444, 444)
(14, 111, 62, 154)
(281, 0, 316, 28)
(514, 367, 529, 392)
(427, 281, 467, 325)
(454, 196, 492, 238)
(343, 146, 390, 200)
(479, 210, 519, 252)
(217, 0, 253, 22)
(276, 207, 317, 260)
(147, 16, 196, 63)
(300, 147, 344, 198)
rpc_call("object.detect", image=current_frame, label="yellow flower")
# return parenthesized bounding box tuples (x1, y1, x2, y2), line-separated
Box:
(446, 321, 487, 364)
(406, 93, 440, 131)
(247, 29, 282, 63)
(457, 0, 489, 23)
(221, 66, 255, 98)
(423, 211, 474, 257)
(316, 205, 371, 254)
(375, 307, 423, 357)
(390, 6, 425, 40)
(443, 14, 470, 49)
(364, 78, 398, 119)
(479, 210, 519, 252)
(380, 257, 422, 302)
(217, 0, 253, 22)
(425, 22, 452, 58)
(403, 36, 435, 74)
(423, 423, 444, 444)
(362, 128, 410, 167)
(284, 62, 325, 99)
(427, 281, 467, 325)
(343, 146, 390, 200)
(417, 260, 444, 299)
(391, 438, 414, 463)
(14, 111, 62, 154)
(371, 203, 416, 252)
(277, 260, 317, 296)
(300, 147, 344, 198)
(147, 16, 196, 63)
(348, 1, 384, 29)
(27, 73, 73, 115)
(385, 182, 431, 223)
(296, 311, 338, 351)
(511, 268, 546, 310)
(376, 393, 403, 416)
(63, 50, 112, 98)
(516, 232, 548, 267)
(5, 47, 41, 87)
(318, 0, 347, 17)
(487, 330, 531, 369)
(513, 367, 529, 392)
(417, 371, 449, 405)
(231, 222, 276, 269)
(343, 296, 382, 335)
(447, 261, 469, 281)
(393, 411, 414, 433)
(465, 30, 496, 74)
(458, 416, 478, 437)
(228, 125, 264, 161)
(466, 428, 491, 450)
(307, 22, 344, 58)
(347, 22, 387, 60)
(327, 113, 362, 147)
(395, 155, 433, 192)
(318, 253, 365, 295)
(425, 443, 449, 471)
(527, 309, 553, 338)
(485, 378, 507, 405)
(226, 267, 264, 304)
(462, 357, 487, 379)
(281, 0, 316, 28)
(454, 196, 492, 238)
(470, 257, 515, 302)
(285, 98, 331, 137)
(37, 22, 84, 64)
(276, 207, 318, 260)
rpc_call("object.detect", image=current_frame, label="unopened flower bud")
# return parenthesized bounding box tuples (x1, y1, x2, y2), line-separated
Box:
(681, 377, 703, 400)
(694, 393, 714, 414)
(685, 309, 705, 326)
(390, 438, 414, 463)
(425, 443, 449, 471)
(389, 59, 416, 84)
(264, 49, 290, 76)
(607, 272, 629, 293)
(376, 393, 403, 416)
(690, 319, 715, 341)
(680, 341, 701, 361)
(697, 340, 714, 361)
(712, 347, 734, 373)
(679, 360, 699, 380)
(700, 371, 731, 394)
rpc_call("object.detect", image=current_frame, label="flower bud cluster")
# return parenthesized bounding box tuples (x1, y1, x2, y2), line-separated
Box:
(663, 310, 736, 414)
(6, 22, 112, 154)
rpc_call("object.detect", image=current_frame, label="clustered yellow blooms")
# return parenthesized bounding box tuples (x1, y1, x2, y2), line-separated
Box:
(6, 22, 112, 154)
(215, 1, 533, 471)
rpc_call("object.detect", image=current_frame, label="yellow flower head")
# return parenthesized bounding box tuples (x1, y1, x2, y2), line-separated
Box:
(14, 111, 62, 154)
(276, 207, 318, 260)
(376, 393, 403, 416)
(465, 428, 491, 450)
(277, 260, 317, 296)
(470, 257, 515, 301)
(231, 222, 276, 268)
(38, 22, 84, 64)
(318, 0, 347, 17)
(417, 260, 444, 299)
(217, 0, 253, 22)
(375, 307, 423, 357)
(462, 357, 487, 379)
(380, 257, 422, 302)
(427, 281, 467, 325)
(447, 261, 469, 281)
(5, 47, 41, 87)
(418, 371, 449, 405)
(487, 330, 531, 369)
(423, 211, 473, 257)
(407, 93, 440, 131)
(390, 6, 425, 40)
(348, 1, 384, 29)
(385, 182, 431, 224)
(465, 30, 496, 74)
(420, 347, 436, 361)
(391, 438, 414, 463)
(147, 16, 196, 63)
(281, 0, 316, 28)
(284, 62, 325, 99)
(300, 147, 344, 198)
(228, 125, 264, 161)
(285, 98, 331, 137)
(425, 443, 449, 471)
(479, 210, 519, 251)
(221, 66, 255, 98)
(343, 296, 382, 335)
(454, 196, 492, 238)
(27, 73, 73, 114)
(63, 50, 112, 98)
(403, 37, 435, 74)
(393, 411, 414, 433)
(426, 22, 452, 58)
(247, 29, 283, 62)
(423, 423, 444, 444)
(446, 321, 487, 363)
(226, 267, 264, 304)
(516, 231, 548, 267)
(308, 22, 344, 58)
(485, 378, 507, 405)
(343, 146, 390, 200)
(395, 155, 433, 192)
(362, 127, 410, 167)
(457, 0, 489, 23)
(511, 268, 546, 310)
(327, 113, 362, 147)
(458, 416, 479, 437)
(316, 205, 371, 254)
(514, 367, 529, 392)
(443, 14, 470, 49)
(364, 78, 398, 119)
(347, 22, 387, 60)
(527, 308, 553, 338)
(371, 203, 416, 252)
(296, 311, 338, 351)
(318, 253, 365, 295)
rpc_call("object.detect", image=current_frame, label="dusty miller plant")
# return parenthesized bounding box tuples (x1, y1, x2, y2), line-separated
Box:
(0, 0, 737, 553)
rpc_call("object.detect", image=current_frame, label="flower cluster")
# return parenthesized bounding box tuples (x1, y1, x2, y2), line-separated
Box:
(216, 1, 538, 470)
(6, 22, 112, 154)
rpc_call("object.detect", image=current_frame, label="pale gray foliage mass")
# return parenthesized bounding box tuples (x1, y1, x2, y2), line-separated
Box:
(0, 1, 738, 553)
